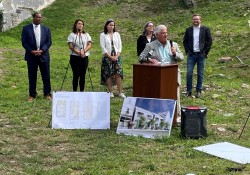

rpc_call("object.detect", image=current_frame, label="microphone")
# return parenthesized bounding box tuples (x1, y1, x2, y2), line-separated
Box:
(170, 40, 176, 57)
(141, 49, 154, 62)
(170, 40, 173, 47)
(148, 49, 154, 58)
(79, 47, 82, 57)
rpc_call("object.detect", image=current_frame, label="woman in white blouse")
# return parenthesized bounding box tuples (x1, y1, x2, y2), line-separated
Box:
(100, 19, 125, 98)
(67, 19, 92, 91)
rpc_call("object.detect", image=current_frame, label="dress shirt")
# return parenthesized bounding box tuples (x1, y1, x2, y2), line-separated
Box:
(157, 40, 171, 63)
(33, 24, 41, 49)
(193, 26, 200, 52)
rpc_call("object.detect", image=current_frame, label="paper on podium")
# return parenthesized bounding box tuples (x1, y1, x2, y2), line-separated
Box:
(156, 61, 170, 65)
(52, 91, 110, 129)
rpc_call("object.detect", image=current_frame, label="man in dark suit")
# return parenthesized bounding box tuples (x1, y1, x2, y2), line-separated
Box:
(183, 14, 212, 98)
(21, 12, 52, 102)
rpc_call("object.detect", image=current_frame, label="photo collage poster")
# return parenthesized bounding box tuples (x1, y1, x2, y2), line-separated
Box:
(116, 97, 176, 138)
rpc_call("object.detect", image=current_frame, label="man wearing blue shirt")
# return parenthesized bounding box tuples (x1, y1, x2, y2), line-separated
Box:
(139, 25, 183, 64)
(139, 24, 184, 119)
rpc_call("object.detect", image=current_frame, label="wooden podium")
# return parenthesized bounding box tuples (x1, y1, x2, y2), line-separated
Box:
(133, 63, 178, 124)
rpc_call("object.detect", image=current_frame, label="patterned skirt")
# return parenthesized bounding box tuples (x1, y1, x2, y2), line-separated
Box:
(101, 56, 123, 85)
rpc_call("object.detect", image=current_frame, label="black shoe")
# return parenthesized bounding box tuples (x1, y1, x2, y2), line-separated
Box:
(195, 91, 201, 98)
(185, 92, 192, 97)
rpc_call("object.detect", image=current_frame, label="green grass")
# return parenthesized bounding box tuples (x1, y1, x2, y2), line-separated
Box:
(0, 0, 250, 174)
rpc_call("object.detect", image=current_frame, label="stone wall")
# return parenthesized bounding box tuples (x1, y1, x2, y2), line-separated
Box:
(0, 0, 55, 31)
(183, 0, 196, 8)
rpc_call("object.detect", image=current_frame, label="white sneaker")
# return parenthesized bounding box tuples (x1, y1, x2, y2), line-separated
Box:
(110, 92, 114, 98)
(118, 93, 126, 98)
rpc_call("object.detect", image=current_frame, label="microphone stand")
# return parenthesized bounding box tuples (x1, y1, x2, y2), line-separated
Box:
(60, 62, 70, 91)
(239, 113, 250, 139)
(88, 67, 94, 91)
(49, 29, 83, 128)
(79, 29, 94, 91)
(78, 29, 82, 57)
(60, 30, 80, 91)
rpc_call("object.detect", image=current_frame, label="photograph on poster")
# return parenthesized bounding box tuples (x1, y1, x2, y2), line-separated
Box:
(116, 97, 176, 138)
(56, 100, 66, 118)
(70, 101, 80, 119)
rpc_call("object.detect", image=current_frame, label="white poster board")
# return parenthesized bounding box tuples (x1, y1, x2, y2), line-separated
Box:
(116, 97, 176, 138)
(194, 142, 250, 164)
(52, 91, 110, 129)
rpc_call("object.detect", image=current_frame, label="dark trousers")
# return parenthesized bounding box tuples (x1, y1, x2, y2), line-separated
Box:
(27, 58, 51, 97)
(70, 55, 89, 91)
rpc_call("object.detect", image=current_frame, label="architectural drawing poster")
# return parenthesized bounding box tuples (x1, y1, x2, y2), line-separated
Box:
(52, 92, 110, 129)
(116, 97, 176, 138)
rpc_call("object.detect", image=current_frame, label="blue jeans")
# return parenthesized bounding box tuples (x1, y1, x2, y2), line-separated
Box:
(186, 54, 206, 92)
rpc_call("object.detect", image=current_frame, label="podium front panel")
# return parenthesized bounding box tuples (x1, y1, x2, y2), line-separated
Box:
(160, 65, 178, 99)
(133, 64, 178, 100)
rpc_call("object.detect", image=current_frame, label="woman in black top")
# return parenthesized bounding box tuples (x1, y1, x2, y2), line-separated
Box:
(137, 21, 156, 56)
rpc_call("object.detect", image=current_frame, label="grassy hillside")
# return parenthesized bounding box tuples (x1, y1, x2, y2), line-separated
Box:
(0, 0, 249, 174)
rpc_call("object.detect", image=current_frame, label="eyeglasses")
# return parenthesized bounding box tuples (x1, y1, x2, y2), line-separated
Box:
(158, 32, 168, 35)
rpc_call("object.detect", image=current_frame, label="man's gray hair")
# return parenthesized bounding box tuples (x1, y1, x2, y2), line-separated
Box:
(154, 25, 167, 34)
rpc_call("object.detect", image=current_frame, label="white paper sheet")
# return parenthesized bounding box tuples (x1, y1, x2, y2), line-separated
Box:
(52, 91, 110, 129)
(194, 142, 250, 164)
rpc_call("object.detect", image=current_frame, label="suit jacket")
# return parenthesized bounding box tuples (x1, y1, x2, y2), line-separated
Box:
(21, 24, 52, 62)
(183, 25, 212, 57)
(138, 40, 184, 64)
